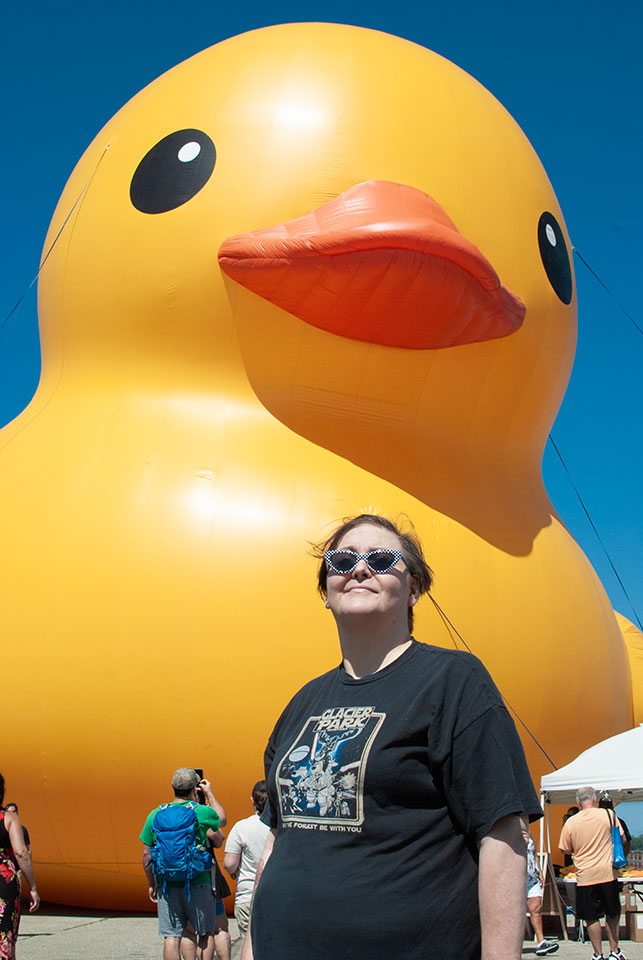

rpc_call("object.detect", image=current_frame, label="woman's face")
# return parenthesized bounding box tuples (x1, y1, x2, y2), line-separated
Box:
(325, 523, 419, 629)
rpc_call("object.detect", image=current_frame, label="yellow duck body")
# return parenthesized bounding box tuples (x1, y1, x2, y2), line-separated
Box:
(0, 24, 632, 908)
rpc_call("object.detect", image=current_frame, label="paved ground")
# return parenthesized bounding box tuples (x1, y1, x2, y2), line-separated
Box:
(15, 906, 643, 959)
(17, 906, 244, 960)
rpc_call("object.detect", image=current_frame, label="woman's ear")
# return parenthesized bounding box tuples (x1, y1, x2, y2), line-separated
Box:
(408, 577, 420, 607)
(325, 599, 330, 609)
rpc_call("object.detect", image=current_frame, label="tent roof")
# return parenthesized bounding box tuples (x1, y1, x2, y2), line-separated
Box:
(540, 725, 643, 805)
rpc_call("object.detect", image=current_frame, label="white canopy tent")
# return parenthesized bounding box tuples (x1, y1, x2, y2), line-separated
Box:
(539, 724, 643, 852)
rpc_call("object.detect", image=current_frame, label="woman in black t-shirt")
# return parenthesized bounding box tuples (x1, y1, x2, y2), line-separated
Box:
(242, 514, 541, 960)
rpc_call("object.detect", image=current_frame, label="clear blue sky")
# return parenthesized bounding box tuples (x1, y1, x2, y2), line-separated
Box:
(3, 0, 642, 824)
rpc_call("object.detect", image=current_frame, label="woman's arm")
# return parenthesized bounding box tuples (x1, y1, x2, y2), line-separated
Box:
(240, 829, 276, 960)
(6, 812, 40, 912)
(618, 818, 631, 857)
(478, 813, 527, 960)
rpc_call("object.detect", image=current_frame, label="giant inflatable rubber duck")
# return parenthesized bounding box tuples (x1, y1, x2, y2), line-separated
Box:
(0, 23, 634, 908)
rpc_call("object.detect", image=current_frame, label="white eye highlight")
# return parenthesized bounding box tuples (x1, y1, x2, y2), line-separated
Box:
(178, 141, 202, 163)
(545, 223, 557, 247)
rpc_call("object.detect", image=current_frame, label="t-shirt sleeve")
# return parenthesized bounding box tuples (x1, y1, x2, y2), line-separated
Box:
(140, 809, 157, 845)
(225, 823, 242, 854)
(443, 704, 542, 842)
(559, 821, 572, 852)
(201, 807, 220, 833)
(427, 653, 542, 844)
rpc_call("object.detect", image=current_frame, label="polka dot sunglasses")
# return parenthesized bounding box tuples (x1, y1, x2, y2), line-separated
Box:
(324, 549, 405, 574)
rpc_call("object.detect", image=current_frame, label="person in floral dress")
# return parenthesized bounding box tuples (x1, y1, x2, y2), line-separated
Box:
(0, 774, 39, 959)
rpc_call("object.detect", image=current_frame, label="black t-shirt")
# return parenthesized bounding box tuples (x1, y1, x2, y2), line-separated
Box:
(614, 815, 630, 843)
(253, 640, 542, 960)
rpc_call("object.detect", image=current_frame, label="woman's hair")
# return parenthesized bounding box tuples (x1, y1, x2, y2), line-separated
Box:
(252, 780, 268, 815)
(0, 773, 4, 807)
(312, 514, 433, 632)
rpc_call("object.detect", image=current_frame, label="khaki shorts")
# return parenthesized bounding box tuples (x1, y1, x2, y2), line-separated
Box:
(235, 900, 252, 937)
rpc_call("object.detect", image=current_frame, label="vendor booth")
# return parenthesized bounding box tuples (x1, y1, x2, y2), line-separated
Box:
(538, 725, 643, 941)
(540, 724, 643, 850)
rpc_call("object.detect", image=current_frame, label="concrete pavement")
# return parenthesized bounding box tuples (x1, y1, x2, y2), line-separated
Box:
(16, 905, 643, 959)
(17, 905, 243, 959)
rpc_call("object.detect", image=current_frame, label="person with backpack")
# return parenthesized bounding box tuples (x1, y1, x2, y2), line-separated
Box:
(141, 768, 225, 960)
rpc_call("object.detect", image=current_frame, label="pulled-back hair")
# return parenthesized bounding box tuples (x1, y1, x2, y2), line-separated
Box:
(252, 780, 268, 815)
(313, 514, 433, 632)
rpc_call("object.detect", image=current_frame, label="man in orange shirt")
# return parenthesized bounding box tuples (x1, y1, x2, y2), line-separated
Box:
(559, 785, 627, 960)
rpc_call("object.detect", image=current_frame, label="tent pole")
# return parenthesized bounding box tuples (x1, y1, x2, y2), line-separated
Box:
(539, 793, 545, 853)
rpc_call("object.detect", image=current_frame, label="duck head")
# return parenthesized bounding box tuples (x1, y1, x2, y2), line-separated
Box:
(40, 23, 576, 547)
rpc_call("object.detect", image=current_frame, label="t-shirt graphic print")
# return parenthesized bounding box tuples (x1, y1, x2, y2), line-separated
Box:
(276, 705, 384, 826)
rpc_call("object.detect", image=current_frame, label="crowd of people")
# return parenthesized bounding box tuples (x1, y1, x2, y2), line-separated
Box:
(2, 514, 638, 960)
(140, 768, 269, 960)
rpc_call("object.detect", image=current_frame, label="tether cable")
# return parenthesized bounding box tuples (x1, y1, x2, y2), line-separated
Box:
(548, 434, 643, 631)
(428, 593, 559, 770)
(573, 247, 643, 338)
(0, 144, 111, 341)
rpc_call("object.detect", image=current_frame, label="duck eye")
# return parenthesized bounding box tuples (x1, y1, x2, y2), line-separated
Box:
(130, 129, 216, 214)
(538, 212, 572, 304)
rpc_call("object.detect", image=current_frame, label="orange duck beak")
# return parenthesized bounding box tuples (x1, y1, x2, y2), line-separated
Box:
(218, 181, 525, 349)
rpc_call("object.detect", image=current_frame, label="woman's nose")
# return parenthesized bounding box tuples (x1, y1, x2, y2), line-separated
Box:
(352, 559, 371, 580)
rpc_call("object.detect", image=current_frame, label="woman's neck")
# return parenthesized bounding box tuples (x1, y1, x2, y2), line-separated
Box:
(338, 618, 412, 679)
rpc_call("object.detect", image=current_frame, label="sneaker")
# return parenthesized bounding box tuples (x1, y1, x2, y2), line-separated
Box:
(590, 954, 604, 960)
(535, 942, 559, 956)
(608, 952, 626, 960)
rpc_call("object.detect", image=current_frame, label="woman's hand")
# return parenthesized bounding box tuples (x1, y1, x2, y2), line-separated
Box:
(29, 886, 40, 912)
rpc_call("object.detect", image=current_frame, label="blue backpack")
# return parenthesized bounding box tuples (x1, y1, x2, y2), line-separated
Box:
(149, 802, 212, 900)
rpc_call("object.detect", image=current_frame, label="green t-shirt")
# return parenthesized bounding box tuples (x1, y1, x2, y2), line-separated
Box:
(140, 800, 220, 886)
